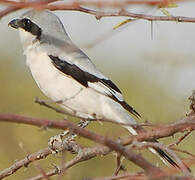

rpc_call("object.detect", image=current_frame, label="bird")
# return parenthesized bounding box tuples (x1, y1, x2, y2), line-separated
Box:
(8, 9, 180, 169)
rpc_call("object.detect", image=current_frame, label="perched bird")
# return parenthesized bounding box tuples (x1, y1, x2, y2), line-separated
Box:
(9, 10, 179, 169)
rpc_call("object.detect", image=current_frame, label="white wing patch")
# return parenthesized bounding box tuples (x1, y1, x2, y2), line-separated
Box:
(88, 81, 124, 101)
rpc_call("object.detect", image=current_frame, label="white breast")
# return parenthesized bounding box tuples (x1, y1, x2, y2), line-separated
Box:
(21, 39, 135, 127)
(25, 46, 82, 102)
(25, 48, 105, 118)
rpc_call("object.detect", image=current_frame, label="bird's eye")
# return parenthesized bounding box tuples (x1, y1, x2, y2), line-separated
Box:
(22, 18, 32, 30)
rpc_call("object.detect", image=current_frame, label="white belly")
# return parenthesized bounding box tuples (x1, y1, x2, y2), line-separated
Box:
(25, 49, 104, 118)
(26, 50, 80, 101)
(24, 47, 135, 125)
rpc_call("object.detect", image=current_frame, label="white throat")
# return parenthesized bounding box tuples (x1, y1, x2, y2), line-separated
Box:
(19, 28, 37, 52)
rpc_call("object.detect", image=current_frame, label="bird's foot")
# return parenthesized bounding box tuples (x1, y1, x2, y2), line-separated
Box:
(48, 133, 78, 154)
(48, 133, 64, 154)
(48, 119, 91, 153)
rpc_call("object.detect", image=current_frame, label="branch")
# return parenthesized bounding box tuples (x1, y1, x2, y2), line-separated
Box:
(0, 114, 165, 179)
(28, 146, 110, 180)
(92, 172, 145, 180)
(34, 97, 67, 115)
(122, 116, 195, 146)
(170, 147, 195, 159)
(90, 173, 193, 180)
(1, 113, 195, 146)
(0, 6, 20, 17)
(0, 113, 69, 130)
(31, 172, 145, 180)
(0, 147, 51, 179)
(45, 5, 195, 23)
(44, 119, 166, 177)
(0, 0, 195, 24)
(169, 130, 192, 147)
(0, 0, 184, 8)
(0, 140, 90, 180)
(1, 113, 195, 179)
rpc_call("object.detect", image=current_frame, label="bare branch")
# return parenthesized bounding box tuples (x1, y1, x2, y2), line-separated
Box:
(91, 174, 195, 180)
(122, 116, 195, 146)
(0, 114, 166, 179)
(0, 0, 184, 8)
(113, 154, 126, 176)
(34, 97, 67, 115)
(45, 5, 195, 23)
(1, 113, 195, 147)
(56, 120, 165, 177)
(0, 141, 85, 179)
(94, 173, 145, 180)
(169, 130, 192, 147)
(170, 147, 195, 159)
(1, 1, 195, 179)
(28, 146, 110, 180)
(1, 104, 195, 179)
(0, 148, 51, 179)
(0, 0, 195, 24)
(0, 113, 69, 130)
(32, 172, 146, 180)
(0, 6, 19, 17)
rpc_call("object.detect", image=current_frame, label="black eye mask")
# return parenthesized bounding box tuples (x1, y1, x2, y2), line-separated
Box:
(21, 18, 42, 39)
(8, 18, 42, 39)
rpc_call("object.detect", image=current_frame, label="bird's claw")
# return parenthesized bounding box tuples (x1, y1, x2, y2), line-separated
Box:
(48, 132, 77, 153)
(48, 134, 64, 153)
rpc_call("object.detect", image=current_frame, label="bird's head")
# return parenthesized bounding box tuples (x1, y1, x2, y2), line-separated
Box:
(8, 10, 69, 50)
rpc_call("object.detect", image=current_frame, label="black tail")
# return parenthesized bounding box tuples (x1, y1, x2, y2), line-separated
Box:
(155, 147, 180, 169)
(154, 146, 191, 172)
(131, 125, 190, 172)
(120, 100, 190, 172)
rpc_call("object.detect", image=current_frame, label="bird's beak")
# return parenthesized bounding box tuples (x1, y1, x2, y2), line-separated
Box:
(8, 19, 21, 29)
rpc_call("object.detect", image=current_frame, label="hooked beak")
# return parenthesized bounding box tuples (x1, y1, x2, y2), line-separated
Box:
(8, 19, 21, 29)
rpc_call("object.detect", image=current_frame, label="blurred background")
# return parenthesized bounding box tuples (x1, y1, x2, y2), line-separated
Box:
(0, 1, 195, 179)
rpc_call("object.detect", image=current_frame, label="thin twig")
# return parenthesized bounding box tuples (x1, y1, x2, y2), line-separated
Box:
(33, 163, 50, 180)
(34, 97, 67, 115)
(90, 172, 145, 180)
(170, 147, 195, 159)
(113, 154, 125, 176)
(169, 130, 192, 147)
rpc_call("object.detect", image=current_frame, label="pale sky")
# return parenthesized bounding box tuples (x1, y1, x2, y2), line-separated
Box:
(1, 1, 195, 99)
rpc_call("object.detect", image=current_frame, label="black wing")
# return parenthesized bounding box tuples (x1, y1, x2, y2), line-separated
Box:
(49, 55, 140, 118)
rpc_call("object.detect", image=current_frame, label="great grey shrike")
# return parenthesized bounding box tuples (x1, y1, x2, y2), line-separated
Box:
(8, 10, 180, 169)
